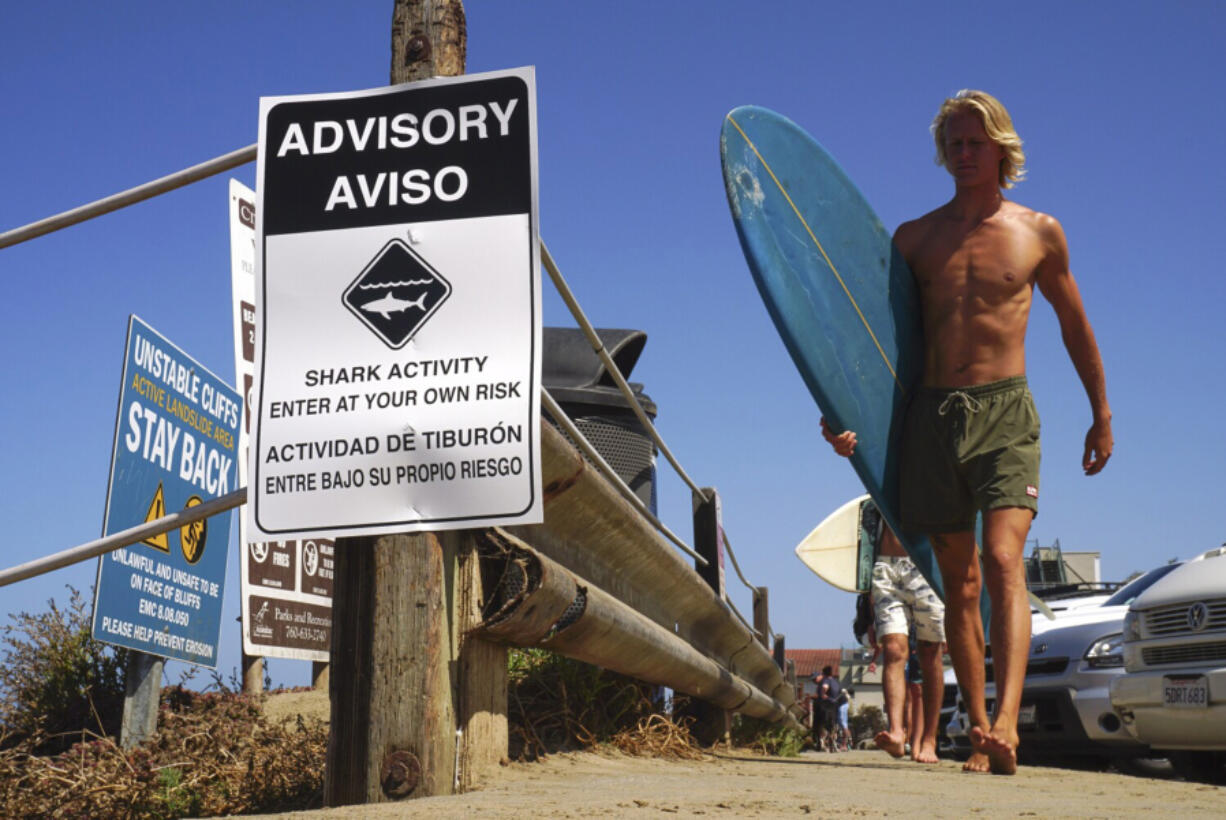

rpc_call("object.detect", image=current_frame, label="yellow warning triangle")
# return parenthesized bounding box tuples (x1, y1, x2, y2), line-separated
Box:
(142, 483, 170, 552)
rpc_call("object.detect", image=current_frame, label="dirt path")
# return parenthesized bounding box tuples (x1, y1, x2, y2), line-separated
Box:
(248, 747, 1226, 818)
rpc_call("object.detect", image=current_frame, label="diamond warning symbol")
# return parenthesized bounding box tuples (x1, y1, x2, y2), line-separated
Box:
(343, 239, 451, 349)
(142, 482, 169, 552)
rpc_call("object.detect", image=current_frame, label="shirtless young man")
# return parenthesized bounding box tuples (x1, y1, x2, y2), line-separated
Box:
(822, 90, 1113, 774)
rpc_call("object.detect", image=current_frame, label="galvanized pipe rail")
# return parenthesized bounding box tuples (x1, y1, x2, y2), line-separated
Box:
(0, 488, 246, 587)
(476, 528, 799, 728)
(511, 421, 793, 707)
(0, 145, 257, 250)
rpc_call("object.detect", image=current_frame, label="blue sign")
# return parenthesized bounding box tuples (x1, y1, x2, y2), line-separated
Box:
(92, 316, 241, 666)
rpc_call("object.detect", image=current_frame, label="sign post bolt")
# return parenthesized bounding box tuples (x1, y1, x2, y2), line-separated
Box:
(380, 749, 422, 798)
(405, 35, 431, 64)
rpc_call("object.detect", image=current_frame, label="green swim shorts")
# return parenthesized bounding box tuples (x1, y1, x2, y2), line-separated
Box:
(900, 375, 1040, 534)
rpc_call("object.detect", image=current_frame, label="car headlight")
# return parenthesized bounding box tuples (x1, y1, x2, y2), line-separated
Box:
(1122, 610, 1141, 642)
(1085, 632, 1125, 668)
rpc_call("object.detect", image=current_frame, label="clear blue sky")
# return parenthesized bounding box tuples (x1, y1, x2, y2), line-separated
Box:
(3, 1, 1224, 688)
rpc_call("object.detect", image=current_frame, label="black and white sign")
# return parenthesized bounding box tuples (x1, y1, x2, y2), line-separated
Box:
(250, 67, 542, 540)
(231, 180, 333, 661)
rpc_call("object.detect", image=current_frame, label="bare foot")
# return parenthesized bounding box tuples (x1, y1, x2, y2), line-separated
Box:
(911, 739, 939, 764)
(874, 729, 906, 758)
(970, 726, 1018, 775)
(962, 751, 990, 773)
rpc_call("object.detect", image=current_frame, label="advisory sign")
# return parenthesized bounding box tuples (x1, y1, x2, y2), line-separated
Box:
(92, 316, 241, 666)
(230, 180, 332, 661)
(250, 67, 542, 540)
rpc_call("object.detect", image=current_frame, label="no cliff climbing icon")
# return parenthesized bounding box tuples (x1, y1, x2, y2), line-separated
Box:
(342, 238, 452, 349)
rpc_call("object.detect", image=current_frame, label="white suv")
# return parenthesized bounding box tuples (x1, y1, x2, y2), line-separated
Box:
(1110, 547, 1226, 784)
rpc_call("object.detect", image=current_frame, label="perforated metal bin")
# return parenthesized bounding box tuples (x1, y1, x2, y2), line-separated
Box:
(543, 327, 658, 514)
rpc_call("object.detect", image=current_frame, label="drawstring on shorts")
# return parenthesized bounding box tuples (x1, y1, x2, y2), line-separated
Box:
(937, 391, 983, 416)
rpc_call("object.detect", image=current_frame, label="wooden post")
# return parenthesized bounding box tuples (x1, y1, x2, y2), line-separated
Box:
(692, 487, 726, 600)
(752, 586, 770, 649)
(242, 652, 263, 694)
(326, 530, 506, 804)
(312, 660, 330, 691)
(119, 651, 163, 748)
(450, 531, 508, 790)
(325, 533, 454, 804)
(687, 487, 730, 745)
(773, 633, 786, 671)
(325, 2, 506, 804)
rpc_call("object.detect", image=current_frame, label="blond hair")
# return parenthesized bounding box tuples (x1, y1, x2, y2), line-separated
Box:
(931, 90, 1026, 188)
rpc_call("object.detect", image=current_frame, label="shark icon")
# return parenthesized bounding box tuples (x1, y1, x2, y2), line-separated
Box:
(345, 239, 451, 348)
(361, 292, 428, 320)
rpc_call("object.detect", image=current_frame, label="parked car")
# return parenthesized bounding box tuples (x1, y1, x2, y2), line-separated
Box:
(945, 562, 1183, 769)
(1110, 546, 1226, 784)
(1030, 582, 1122, 616)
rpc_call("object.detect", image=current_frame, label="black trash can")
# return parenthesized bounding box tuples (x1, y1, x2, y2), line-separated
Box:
(543, 327, 658, 514)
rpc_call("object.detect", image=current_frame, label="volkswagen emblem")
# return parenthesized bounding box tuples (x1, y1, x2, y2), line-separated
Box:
(1187, 602, 1210, 632)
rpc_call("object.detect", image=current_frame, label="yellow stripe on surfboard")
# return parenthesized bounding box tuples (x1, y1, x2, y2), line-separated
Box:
(725, 114, 904, 395)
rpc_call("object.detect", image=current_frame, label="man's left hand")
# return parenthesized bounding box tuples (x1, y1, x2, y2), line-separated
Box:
(1083, 417, 1113, 475)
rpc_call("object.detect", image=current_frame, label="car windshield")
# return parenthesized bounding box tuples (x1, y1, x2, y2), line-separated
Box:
(1103, 562, 1182, 607)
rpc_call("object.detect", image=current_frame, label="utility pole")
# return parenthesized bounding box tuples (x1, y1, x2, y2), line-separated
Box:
(390, 0, 466, 83)
(325, 1, 507, 805)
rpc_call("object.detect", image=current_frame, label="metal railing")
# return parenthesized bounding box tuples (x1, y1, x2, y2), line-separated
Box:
(0, 489, 246, 588)
(0, 143, 779, 648)
(0, 145, 257, 250)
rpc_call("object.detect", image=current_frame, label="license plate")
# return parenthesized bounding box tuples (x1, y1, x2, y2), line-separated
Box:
(1163, 676, 1209, 708)
(1018, 704, 1037, 725)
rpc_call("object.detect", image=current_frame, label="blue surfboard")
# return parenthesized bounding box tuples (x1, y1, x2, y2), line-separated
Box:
(719, 105, 946, 602)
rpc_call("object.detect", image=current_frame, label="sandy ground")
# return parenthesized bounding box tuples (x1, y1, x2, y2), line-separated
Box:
(261, 688, 333, 726)
(251, 692, 1226, 819)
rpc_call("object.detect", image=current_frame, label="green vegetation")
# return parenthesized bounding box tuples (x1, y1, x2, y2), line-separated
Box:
(508, 647, 661, 759)
(0, 588, 326, 819)
(731, 714, 808, 757)
(0, 586, 128, 754)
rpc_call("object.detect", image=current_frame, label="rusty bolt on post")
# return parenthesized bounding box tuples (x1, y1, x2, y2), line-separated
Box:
(404, 35, 431, 65)
(380, 749, 422, 798)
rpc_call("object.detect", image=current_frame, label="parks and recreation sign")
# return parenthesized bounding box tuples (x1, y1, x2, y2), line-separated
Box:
(230, 180, 332, 661)
(92, 316, 240, 667)
(249, 67, 542, 541)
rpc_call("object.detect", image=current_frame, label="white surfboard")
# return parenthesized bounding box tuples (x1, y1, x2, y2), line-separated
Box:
(795, 495, 1058, 618)
(794, 494, 877, 593)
